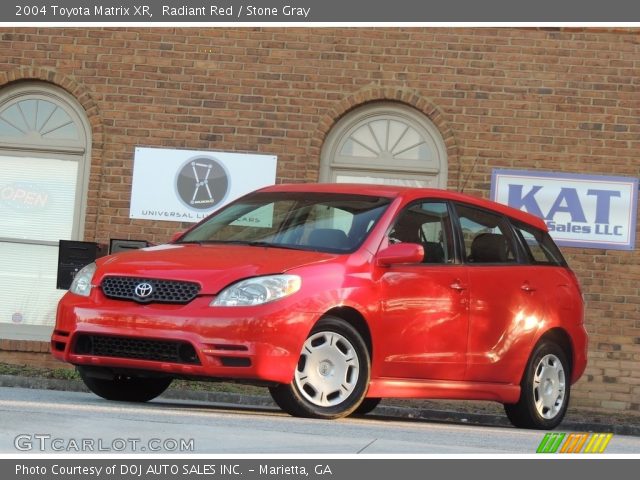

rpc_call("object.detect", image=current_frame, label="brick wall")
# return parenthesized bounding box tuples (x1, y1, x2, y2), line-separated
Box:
(0, 339, 70, 370)
(0, 27, 638, 412)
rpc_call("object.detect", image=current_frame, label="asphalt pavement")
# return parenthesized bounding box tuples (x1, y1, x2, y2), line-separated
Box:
(1, 386, 640, 454)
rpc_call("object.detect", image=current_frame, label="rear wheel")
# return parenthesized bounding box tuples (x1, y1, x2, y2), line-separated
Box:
(504, 341, 570, 429)
(78, 367, 172, 403)
(269, 316, 370, 419)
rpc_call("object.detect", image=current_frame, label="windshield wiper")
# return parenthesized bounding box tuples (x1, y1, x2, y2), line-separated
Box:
(177, 239, 301, 250)
(224, 240, 301, 250)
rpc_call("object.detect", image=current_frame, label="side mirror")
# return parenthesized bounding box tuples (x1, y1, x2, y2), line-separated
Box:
(376, 243, 424, 266)
(170, 231, 185, 243)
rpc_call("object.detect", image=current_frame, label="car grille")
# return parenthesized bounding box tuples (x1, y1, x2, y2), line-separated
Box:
(101, 276, 200, 304)
(73, 334, 201, 365)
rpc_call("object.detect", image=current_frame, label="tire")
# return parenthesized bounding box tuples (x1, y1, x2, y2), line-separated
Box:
(269, 316, 371, 419)
(352, 397, 381, 416)
(504, 341, 571, 429)
(78, 367, 172, 403)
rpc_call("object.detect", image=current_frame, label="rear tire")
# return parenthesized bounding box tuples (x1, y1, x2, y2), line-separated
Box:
(269, 316, 371, 419)
(504, 341, 570, 429)
(78, 367, 172, 403)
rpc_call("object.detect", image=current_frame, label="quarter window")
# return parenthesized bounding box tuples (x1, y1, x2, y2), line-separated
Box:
(513, 223, 566, 266)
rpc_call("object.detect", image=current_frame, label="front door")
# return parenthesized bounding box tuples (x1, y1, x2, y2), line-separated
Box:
(377, 201, 469, 381)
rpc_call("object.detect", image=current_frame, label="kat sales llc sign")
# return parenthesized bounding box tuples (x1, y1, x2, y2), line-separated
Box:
(491, 169, 638, 250)
(130, 148, 277, 222)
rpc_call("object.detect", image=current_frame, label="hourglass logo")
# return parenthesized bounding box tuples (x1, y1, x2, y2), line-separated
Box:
(175, 156, 229, 210)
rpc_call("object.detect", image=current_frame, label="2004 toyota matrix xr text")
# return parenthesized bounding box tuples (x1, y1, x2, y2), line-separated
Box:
(52, 183, 587, 429)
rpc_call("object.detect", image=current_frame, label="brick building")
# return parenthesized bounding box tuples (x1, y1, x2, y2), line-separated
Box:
(0, 27, 638, 413)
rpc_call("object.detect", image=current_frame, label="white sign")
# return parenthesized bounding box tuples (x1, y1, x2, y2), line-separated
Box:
(130, 148, 277, 222)
(230, 204, 274, 228)
(491, 169, 638, 251)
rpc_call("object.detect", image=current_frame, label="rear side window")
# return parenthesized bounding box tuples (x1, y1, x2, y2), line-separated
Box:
(453, 203, 518, 264)
(512, 222, 567, 266)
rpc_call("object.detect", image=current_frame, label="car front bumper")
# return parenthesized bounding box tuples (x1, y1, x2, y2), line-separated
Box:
(51, 290, 319, 385)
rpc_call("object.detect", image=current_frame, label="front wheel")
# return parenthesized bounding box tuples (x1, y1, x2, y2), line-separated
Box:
(269, 316, 371, 419)
(504, 341, 571, 429)
(352, 397, 381, 416)
(78, 367, 172, 403)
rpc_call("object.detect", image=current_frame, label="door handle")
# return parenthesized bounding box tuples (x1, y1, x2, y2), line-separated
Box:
(450, 280, 467, 291)
(521, 282, 536, 293)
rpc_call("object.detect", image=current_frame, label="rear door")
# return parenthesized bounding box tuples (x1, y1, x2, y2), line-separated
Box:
(452, 203, 546, 384)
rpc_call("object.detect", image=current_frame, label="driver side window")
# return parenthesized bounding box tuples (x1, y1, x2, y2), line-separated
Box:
(388, 201, 454, 264)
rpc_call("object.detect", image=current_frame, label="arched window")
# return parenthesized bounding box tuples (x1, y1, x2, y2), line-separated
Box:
(320, 103, 447, 188)
(0, 82, 91, 335)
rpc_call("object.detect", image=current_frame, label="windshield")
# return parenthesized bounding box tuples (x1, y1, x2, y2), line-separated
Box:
(177, 191, 392, 253)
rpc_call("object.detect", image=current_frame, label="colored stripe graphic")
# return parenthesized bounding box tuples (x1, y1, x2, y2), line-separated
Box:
(560, 434, 577, 453)
(572, 433, 589, 453)
(561, 433, 589, 453)
(537, 433, 614, 453)
(598, 433, 614, 453)
(584, 433, 614, 453)
(537, 433, 565, 453)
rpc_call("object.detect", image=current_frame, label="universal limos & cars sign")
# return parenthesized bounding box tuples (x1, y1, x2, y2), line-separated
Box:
(491, 169, 638, 251)
(130, 147, 277, 223)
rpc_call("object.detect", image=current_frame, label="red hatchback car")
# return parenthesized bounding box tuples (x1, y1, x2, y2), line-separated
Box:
(52, 183, 587, 429)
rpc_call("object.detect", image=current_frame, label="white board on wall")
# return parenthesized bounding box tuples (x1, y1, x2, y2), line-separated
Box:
(491, 169, 638, 251)
(130, 147, 277, 223)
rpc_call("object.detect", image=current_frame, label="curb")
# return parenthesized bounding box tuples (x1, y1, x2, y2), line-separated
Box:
(1, 374, 638, 437)
(0, 374, 89, 393)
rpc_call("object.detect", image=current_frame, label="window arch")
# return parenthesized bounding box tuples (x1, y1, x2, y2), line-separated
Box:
(0, 96, 82, 142)
(0, 82, 91, 332)
(320, 103, 448, 188)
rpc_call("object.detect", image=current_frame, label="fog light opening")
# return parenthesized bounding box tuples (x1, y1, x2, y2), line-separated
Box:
(178, 343, 198, 364)
(75, 335, 93, 355)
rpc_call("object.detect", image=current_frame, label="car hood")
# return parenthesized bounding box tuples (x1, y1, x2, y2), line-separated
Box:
(95, 243, 340, 294)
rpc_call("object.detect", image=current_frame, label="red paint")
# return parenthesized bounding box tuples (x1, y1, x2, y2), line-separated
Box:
(52, 184, 587, 403)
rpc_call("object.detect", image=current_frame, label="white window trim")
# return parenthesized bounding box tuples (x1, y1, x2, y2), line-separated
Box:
(320, 103, 448, 188)
(0, 82, 91, 339)
(0, 82, 92, 242)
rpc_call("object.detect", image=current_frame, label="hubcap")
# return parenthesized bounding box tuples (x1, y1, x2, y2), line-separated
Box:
(533, 353, 566, 419)
(294, 331, 360, 407)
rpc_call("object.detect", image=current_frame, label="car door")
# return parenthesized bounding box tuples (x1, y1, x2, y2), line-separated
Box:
(452, 203, 546, 384)
(377, 200, 469, 381)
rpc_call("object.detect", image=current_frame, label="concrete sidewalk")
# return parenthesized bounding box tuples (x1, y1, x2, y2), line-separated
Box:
(1, 374, 638, 436)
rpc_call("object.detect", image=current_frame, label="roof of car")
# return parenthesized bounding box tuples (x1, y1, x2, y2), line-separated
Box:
(261, 183, 548, 231)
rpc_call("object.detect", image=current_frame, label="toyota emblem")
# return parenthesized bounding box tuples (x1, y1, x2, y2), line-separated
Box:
(134, 282, 154, 299)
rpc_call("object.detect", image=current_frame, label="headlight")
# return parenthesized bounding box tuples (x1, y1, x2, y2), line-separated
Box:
(211, 275, 301, 307)
(69, 262, 96, 297)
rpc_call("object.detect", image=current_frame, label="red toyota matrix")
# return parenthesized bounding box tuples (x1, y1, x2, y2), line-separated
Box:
(52, 184, 587, 429)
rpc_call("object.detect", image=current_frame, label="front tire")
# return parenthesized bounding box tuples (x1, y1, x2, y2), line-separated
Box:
(78, 367, 172, 403)
(504, 341, 570, 429)
(269, 316, 371, 419)
(352, 397, 381, 415)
